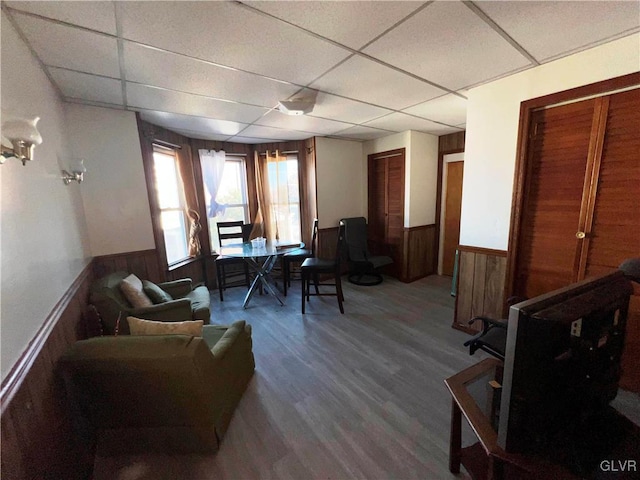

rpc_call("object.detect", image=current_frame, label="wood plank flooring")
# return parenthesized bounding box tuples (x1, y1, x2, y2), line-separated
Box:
(92, 275, 639, 480)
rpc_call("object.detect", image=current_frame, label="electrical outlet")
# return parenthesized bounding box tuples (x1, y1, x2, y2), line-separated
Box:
(571, 318, 583, 337)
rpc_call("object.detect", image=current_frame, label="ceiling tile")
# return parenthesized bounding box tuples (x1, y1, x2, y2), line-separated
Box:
(126, 84, 269, 124)
(305, 91, 392, 124)
(123, 43, 300, 108)
(310, 56, 446, 110)
(49, 68, 123, 106)
(138, 110, 247, 137)
(118, 1, 351, 85)
(403, 94, 467, 126)
(12, 13, 120, 77)
(255, 110, 353, 135)
(478, 1, 640, 62)
(363, 1, 531, 91)
(6, 1, 117, 34)
(364, 112, 462, 135)
(245, 1, 421, 49)
(239, 125, 312, 141)
(331, 125, 395, 141)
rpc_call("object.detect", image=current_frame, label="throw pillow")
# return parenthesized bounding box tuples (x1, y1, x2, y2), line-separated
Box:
(120, 274, 153, 308)
(143, 280, 173, 304)
(127, 317, 204, 337)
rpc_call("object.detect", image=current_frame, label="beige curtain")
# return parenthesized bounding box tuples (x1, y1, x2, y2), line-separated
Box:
(176, 143, 202, 257)
(250, 150, 275, 240)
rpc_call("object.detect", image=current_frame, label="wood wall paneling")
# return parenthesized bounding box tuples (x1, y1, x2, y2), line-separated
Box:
(453, 246, 507, 333)
(402, 225, 437, 282)
(1, 264, 95, 480)
(92, 249, 163, 283)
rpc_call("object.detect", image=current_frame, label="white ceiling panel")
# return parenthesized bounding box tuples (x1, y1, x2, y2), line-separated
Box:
(239, 125, 312, 141)
(49, 68, 123, 106)
(161, 128, 233, 142)
(12, 13, 120, 77)
(256, 110, 353, 135)
(478, 1, 640, 62)
(245, 1, 421, 50)
(127, 84, 269, 125)
(364, 113, 462, 136)
(227, 136, 286, 144)
(307, 91, 392, 124)
(6, 1, 117, 34)
(118, 1, 351, 85)
(123, 43, 300, 108)
(363, 1, 532, 91)
(138, 110, 248, 138)
(310, 56, 447, 110)
(403, 94, 467, 126)
(331, 125, 395, 141)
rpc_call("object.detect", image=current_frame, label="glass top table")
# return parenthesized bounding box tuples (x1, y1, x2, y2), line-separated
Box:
(219, 240, 304, 308)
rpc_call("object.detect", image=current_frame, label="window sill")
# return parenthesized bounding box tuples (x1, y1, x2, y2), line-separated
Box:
(167, 256, 202, 272)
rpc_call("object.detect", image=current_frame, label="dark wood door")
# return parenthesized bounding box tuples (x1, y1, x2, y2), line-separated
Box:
(442, 161, 464, 276)
(368, 149, 405, 278)
(513, 98, 597, 299)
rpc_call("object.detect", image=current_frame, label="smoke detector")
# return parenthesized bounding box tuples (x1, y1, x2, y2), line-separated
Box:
(278, 99, 315, 116)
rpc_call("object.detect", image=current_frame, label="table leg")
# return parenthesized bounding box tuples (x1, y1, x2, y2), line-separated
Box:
(242, 255, 285, 308)
(450, 399, 462, 474)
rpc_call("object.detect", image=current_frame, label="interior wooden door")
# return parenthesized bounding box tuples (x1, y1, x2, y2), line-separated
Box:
(513, 98, 598, 300)
(442, 161, 464, 276)
(367, 149, 405, 278)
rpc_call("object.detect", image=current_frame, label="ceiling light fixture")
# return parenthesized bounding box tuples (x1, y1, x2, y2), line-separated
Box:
(278, 99, 315, 116)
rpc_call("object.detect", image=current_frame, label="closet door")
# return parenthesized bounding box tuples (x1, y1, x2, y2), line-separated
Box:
(367, 149, 405, 278)
(513, 98, 598, 299)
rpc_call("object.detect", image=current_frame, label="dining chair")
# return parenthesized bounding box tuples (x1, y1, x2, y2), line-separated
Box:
(215, 221, 250, 301)
(283, 219, 318, 296)
(300, 222, 345, 314)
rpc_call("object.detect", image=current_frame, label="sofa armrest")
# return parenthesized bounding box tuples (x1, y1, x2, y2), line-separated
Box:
(209, 321, 248, 360)
(158, 279, 193, 298)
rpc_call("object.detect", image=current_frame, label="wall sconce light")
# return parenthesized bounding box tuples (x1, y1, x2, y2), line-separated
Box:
(1, 116, 43, 165)
(61, 159, 86, 185)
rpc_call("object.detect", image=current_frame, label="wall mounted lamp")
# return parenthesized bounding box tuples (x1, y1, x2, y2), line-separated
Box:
(0, 116, 43, 165)
(61, 159, 86, 185)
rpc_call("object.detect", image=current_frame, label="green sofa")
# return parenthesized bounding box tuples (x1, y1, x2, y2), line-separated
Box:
(59, 321, 255, 454)
(90, 271, 211, 334)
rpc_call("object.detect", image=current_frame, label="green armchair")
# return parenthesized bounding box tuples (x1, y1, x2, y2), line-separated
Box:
(90, 271, 210, 334)
(59, 321, 255, 454)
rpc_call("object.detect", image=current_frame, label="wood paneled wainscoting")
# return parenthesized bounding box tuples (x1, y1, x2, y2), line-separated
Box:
(453, 246, 507, 333)
(1, 263, 95, 480)
(318, 224, 437, 283)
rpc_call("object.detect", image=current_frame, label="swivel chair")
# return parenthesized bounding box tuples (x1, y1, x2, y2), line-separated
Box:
(340, 217, 393, 286)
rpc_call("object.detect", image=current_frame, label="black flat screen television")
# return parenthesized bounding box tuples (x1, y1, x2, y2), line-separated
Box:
(497, 271, 636, 475)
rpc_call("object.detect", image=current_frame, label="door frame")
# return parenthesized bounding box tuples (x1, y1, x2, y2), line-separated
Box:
(503, 72, 640, 315)
(438, 153, 465, 275)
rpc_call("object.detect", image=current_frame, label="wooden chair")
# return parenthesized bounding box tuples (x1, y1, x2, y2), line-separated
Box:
(215, 221, 250, 301)
(283, 219, 318, 296)
(301, 223, 345, 314)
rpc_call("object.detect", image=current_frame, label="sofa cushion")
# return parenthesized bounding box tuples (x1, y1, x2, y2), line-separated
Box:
(120, 274, 153, 308)
(143, 280, 173, 304)
(127, 316, 203, 336)
(186, 286, 211, 321)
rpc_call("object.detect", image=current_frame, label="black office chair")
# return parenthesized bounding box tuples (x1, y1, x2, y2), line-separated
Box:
(301, 223, 345, 314)
(340, 217, 393, 286)
(283, 219, 318, 297)
(215, 221, 251, 301)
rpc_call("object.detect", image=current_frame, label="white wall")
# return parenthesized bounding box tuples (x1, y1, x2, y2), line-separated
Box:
(363, 130, 438, 228)
(1, 12, 91, 381)
(461, 34, 640, 251)
(315, 137, 364, 229)
(65, 105, 155, 256)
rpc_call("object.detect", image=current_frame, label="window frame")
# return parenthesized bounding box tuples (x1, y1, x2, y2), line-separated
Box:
(151, 144, 191, 267)
(265, 151, 303, 242)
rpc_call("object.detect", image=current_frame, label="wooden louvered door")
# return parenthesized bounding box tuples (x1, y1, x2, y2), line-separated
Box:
(513, 98, 598, 299)
(368, 148, 405, 278)
(511, 85, 640, 390)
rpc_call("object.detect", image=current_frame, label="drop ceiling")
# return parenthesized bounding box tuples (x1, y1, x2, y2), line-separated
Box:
(3, 1, 639, 143)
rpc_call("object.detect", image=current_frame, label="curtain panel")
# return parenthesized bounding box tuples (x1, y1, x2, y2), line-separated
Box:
(198, 149, 227, 218)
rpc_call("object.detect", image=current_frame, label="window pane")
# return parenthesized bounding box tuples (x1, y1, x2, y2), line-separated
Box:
(161, 211, 189, 264)
(267, 155, 301, 241)
(209, 206, 249, 250)
(153, 152, 181, 209)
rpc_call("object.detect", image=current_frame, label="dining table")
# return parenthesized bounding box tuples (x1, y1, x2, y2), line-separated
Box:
(219, 240, 305, 308)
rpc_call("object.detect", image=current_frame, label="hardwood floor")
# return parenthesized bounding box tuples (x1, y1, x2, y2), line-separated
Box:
(92, 275, 639, 480)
